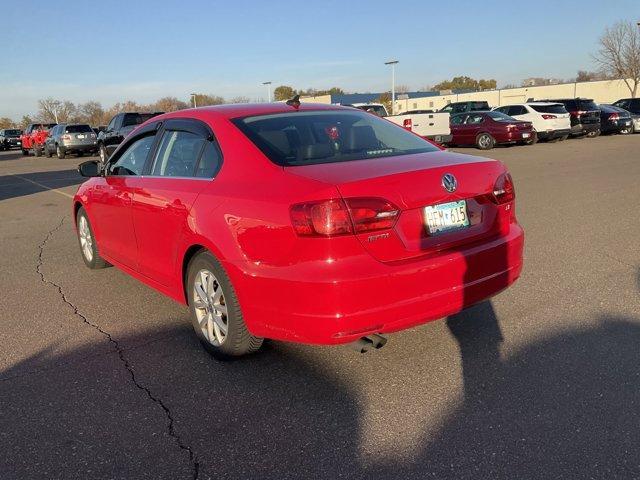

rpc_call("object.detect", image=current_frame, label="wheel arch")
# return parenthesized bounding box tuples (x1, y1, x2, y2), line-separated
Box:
(181, 244, 208, 303)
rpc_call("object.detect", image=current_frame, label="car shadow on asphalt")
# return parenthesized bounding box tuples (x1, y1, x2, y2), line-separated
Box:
(0, 169, 82, 201)
(1, 306, 639, 479)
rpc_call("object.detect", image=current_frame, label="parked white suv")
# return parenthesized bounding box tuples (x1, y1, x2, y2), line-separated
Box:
(493, 103, 572, 141)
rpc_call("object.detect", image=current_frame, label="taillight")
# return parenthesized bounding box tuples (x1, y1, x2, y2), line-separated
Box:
(608, 113, 619, 121)
(541, 114, 557, 119)
(491, 173, 515, 204)
(403, 118, 412, 131)
(290, 197, 399, 237)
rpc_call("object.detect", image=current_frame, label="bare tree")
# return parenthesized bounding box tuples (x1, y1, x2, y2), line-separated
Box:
(79, 101, 105, 126)
(0, 117, 15, 129)
(229, 96, 251, 104)
(152, 96, 188, 112)
(38, 98, 62, 122)
(191, 94, 224, 106)
(593, 21, 640, 97)
(395, 84, 410, 94)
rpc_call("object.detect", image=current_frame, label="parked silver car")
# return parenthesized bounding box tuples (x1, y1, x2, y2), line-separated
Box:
(44, 124, 98, 159)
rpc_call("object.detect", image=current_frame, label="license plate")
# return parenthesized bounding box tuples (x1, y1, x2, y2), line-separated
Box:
(77, 134, 85, 139)
(424, 200, 469, 235)
(522, 133, 530, 139)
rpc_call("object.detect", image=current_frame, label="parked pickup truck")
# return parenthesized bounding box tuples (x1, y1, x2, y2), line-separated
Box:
(98, 111, 163, 163)
(348, 103, 452, 144)
(20, 123, 57, 156)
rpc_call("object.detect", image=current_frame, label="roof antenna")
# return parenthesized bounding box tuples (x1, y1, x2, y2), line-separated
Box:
(286, 95, 301, 109)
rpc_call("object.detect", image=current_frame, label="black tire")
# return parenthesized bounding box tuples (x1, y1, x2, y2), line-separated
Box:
(45, 145, 53, 158)
(586, 129, 600, 138)
(21, 148, 29, 156)
(77, 151, 83, 157)
(56, 145, 66, 159)
(76, 207, 110, 269)
(559, 135, 569, 141)
(33, 144, 42, 157)
(187, 251, 263, 360)
(475, 132, 495, 150)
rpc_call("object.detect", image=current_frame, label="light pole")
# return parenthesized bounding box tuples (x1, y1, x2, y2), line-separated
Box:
(263, 81, 272, 102)
(384, 60, 399, 115)
(190, 93, 197, 108)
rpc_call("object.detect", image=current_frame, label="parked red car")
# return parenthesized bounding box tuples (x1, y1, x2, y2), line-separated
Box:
(450, 111, 535, 149)
(74, 103, 524, 359)
(20, 123, 56, 156)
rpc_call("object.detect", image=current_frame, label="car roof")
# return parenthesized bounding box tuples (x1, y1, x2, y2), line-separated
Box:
(154, 102, 346, 122)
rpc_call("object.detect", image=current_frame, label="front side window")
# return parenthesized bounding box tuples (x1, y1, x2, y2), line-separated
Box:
(450, 114, 466, 125)
(233, 110, 439, 166)
(150, 130, 205, 177)
(108, 135, 155, 176)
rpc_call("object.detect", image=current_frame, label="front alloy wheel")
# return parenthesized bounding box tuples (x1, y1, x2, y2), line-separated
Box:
(76, 207, 109, 269)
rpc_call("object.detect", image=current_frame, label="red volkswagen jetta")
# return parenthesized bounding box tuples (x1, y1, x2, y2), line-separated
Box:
(73, 103, 524, 359)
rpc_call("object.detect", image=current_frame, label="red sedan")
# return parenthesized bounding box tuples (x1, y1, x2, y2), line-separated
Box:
(450, 111, 536, 149)
(74, 103, 524, 359)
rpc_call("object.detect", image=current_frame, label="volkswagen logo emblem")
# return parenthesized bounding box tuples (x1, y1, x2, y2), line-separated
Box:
(442, 173, 457, 193)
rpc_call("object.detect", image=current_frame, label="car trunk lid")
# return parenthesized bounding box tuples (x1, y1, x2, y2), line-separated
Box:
(286, 151, 511, 262)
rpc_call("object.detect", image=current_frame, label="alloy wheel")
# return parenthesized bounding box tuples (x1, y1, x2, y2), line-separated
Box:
(78, 216, 94, 262)
(193, 269, 228, 346)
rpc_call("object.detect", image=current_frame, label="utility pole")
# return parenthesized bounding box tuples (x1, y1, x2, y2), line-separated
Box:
(263, 81, 272, 102)
(384, 60, 399, 115)
(190, 93, 197, 108)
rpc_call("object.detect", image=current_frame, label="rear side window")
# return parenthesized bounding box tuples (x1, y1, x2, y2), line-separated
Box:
(233, 110, 438, 166)
(466, 114, 485, 124)
(530, 104, 568, 114)
(508, 106, 527, 116)
(196, 142, 223, 178)
(450, 114, 466, 125)
(559, 100, 577, 111)
(486, 111, 515, 122)
(151, 130, 205, 177)
(65, 125, 93, 134)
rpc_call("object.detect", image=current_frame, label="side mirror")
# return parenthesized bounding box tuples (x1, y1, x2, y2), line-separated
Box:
(78, 160, 101, 177)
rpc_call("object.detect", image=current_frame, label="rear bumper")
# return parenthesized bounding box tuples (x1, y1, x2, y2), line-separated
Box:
(537, 128, 571, 140)
(61, 143, 98, 153)
(496, 131, 534, 143)
(236, 223, 524, 344)
(601, 119, 633, 133)
(426, 134, 453, 144)
(570, 123, 600, 136)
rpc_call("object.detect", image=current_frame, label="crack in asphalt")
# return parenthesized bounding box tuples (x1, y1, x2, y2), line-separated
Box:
(36, 216, 200, 479)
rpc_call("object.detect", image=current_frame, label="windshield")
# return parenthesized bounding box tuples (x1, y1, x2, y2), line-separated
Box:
(355, 105, 387, 117)
(65, 124, 93, 133)
(487, 111, 517, 122)
(233, 110, 439, 166)
(530, 104, 568, 114)
(123, 113, 157, 127)
(5, 129, 21, 136)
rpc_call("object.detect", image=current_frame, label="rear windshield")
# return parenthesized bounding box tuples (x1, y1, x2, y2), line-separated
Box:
(233, 110, 439, 166)
(123, 113, 157, 127)
(530, 104, 568, 114)
(356, 105, 387, 117)
(5, 129, 21, 136)
(486, 111, 516, 122)
(65, 124, 93, 133)
(471, 102, 489, 109)
(577, 99, 598, 111)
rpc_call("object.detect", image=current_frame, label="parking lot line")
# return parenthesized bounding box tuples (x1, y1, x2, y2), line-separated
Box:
(11, 174, 74, 199)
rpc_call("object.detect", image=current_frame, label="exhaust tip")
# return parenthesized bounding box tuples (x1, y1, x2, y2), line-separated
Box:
(350, 334, 388, 353)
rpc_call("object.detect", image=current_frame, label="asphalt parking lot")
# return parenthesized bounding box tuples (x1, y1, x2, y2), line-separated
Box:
(1, 135, 639, 479)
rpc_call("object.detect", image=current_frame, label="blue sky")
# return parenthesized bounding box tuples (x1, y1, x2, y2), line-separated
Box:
(1, 0, 638, 119)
